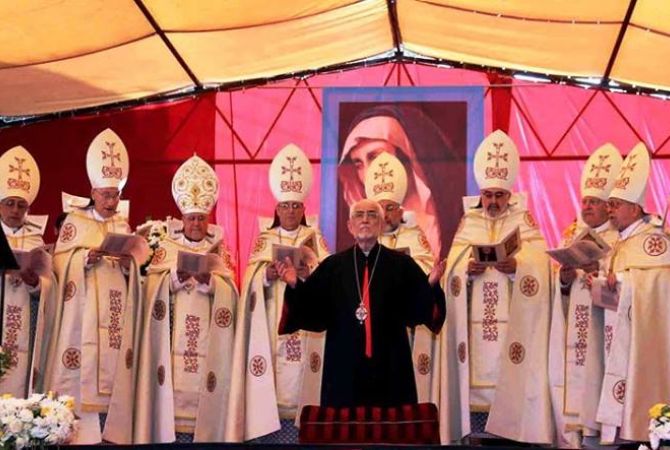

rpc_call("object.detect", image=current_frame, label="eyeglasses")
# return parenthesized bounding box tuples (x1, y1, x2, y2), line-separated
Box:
(481, 191, 508, 200)
(95, 190, 121, 200)
(607, 200, 627, 210)
(352, 210, 379, 220)
(278, 202, 304, 210)
(383, 204, 400, 212)
(0, 199, 29, 210)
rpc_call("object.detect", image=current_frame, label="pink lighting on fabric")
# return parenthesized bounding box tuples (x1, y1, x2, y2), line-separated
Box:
(1, 64, 669, 282)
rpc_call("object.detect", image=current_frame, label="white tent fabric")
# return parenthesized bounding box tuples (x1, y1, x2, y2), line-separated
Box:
(0, 0, 667, 116)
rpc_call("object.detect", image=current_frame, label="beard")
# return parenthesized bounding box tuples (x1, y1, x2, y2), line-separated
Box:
(486, 204, 501, 217)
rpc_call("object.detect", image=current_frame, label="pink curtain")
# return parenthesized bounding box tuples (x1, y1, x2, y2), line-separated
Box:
(1, 64, 669, 282)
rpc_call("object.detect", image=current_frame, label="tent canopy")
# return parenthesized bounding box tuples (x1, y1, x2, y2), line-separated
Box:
(1, 0, 668, 116)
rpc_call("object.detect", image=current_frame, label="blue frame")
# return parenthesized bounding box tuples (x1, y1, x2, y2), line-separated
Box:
(320, 86, 485, 247)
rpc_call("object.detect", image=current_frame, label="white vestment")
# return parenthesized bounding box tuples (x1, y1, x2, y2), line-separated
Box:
(1, 218, 57, 398)
(46, 208, 141, 444)
(380, 221, 438, 404)
(595, 219, 670, 442)
(134, 224, 239, 443)
(227, 223, 329, 441)
(547, 220, 619, 447)
(439, 194, 554, 444)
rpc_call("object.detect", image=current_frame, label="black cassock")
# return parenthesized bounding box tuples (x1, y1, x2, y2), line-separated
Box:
(280, 243, 445, 408)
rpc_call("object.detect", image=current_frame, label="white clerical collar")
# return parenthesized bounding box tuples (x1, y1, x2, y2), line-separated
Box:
(592, 220, 612, 234)
(91, 208, 108, 222)
(1, 220, 22, 236)
(182, 234, 206, 248)
(619, 218, 645, 240)
(359, 243, 378, 257)
(279, 226, 300, 238)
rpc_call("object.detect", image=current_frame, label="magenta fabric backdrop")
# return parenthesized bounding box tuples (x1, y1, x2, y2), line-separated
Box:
(2, 64, 670, 283)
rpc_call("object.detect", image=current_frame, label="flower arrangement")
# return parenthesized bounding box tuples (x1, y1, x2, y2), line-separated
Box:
(644, 403, 670, 450)
(0, 393, 77, 449)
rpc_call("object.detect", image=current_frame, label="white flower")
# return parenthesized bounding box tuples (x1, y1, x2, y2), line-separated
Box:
(19, 408, 33, 422)
(30, 425, 48, 439)
(8, 417, 23, 433)
(15, 436, 27, 449)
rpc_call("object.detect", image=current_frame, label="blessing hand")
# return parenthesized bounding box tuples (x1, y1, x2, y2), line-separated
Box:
(276, 257, 298, 288)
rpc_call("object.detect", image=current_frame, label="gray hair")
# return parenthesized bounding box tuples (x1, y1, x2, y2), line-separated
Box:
(349, 199, 384, 219)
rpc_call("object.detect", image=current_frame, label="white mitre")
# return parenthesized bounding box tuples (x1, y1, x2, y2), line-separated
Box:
(609, 142, 650, 208)
(473, 129, 519, 191)
(580, 143, 623, 201)
(364, 151, 407, 204)
(269, 143, 313, 203)
(86, 128, 129, 190)
(0, 145, 40, 205)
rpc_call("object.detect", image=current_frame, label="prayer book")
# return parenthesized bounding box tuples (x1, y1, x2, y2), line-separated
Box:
(272, 232, 317, 268)
(99, 232, 150, 264)
(471, 226, 521, 265)
(13, 246, 52, 277)
(272, 244, 303, 268)
(177, 251, 225, 277)
(546, 228, 611, 267)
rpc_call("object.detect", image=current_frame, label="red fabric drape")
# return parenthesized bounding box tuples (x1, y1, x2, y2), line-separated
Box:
(487, 72, 513, 134)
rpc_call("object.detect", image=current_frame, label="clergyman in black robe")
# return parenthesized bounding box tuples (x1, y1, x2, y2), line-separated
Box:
(277, 199, 446, 408)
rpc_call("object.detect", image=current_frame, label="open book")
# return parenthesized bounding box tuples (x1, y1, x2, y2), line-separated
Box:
(13, 246, 52, 277)
(177, 250, 225, 277)
(472, 227, 521, 265)
(99, 233, 150, 264)
(546, 228, 611, 267)
(271, 232, 317, 268)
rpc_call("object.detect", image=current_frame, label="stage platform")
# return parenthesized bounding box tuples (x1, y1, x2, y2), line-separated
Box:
(59, 443, 643, 450)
